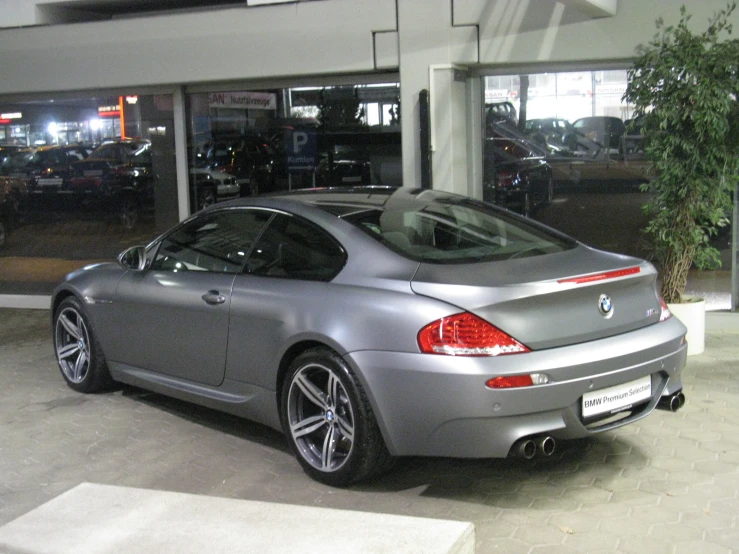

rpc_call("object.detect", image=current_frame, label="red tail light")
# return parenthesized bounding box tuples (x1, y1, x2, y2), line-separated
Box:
(418, 312, 530, 356)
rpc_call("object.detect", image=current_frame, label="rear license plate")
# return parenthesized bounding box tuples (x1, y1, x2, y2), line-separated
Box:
(582, 375, 651, 417)
(38, 178, 63, 186)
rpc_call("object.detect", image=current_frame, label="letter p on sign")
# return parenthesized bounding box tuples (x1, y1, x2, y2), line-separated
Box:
(292, 131, 308, 154)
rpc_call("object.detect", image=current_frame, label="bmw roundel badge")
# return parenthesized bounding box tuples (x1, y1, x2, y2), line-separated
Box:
(598, 294, 613, 318)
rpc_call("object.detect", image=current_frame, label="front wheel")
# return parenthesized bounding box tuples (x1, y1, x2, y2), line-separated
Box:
(281, 348, 392, 486)
(53, 297, 113, 393)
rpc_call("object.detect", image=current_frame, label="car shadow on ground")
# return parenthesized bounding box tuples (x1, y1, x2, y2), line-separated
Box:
(117, 384, 291, 454)
(354, 435, 650, 503)
(115, 380, 646, 501)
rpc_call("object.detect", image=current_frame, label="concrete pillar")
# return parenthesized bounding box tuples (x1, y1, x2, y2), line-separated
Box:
(397, 0, 478, 195)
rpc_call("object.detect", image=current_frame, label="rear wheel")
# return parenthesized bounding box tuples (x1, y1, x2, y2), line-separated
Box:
(0, 220, 5, 248)
(281, 347, 392, 486)
(53, 297, 113, 393)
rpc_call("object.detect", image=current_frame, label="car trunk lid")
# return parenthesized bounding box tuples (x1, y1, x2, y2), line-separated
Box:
(410, 245, 662, 350)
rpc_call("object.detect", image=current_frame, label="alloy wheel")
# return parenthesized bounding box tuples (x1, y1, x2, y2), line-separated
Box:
(286, 362, 355, 473)
(55, 306, 91, 384)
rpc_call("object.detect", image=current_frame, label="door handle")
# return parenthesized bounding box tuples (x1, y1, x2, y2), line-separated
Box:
(202, 290, 226, 305)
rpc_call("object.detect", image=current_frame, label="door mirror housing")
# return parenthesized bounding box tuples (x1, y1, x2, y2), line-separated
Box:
(117, 245, 148, 271)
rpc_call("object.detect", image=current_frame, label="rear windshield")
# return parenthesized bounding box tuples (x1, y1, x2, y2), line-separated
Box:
(340, 192, 576, 264)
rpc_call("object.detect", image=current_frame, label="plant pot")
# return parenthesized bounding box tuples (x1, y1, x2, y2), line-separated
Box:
(667, 295, 705, 356)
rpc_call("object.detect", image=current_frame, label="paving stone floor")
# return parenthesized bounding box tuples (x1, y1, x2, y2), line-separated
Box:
(1, 308, 737, 553)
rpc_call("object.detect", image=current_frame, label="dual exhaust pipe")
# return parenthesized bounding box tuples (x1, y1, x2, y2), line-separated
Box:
(512, 435, 556, 459)
(512, 390, 686, 459)
(657, 390, 686, 412)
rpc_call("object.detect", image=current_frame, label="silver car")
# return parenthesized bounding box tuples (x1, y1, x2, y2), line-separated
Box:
(51, 187, 687, 486)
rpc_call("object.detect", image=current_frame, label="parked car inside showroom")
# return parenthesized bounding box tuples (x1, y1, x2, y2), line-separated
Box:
(483, 136, 554, 217)
(51, 187, 687, 486)
(524, 118, 601, 157)
(201, 134, 275, 195)
(189, 167, 241, 211)
(572, 116, 627, 156)
(25, 144, 94, 207)
(69, 138, 153, 228)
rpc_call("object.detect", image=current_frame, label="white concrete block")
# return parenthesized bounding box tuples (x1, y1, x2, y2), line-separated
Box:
(0, 483, 475, 554)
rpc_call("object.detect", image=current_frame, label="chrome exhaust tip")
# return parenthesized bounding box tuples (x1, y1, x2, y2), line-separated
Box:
(513, 438, 537, 459)
(657, 391, 686, 412)
(536, 436, 556, 457)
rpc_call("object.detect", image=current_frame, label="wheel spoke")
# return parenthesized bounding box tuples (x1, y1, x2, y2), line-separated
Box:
(291, 414, 326, 439)
(327, 372, 341, 408)
(59, 313, 82, 340)
(321, 425, 338, 470)
(336, 414, 354, 442)
(58, 343, 80, 360)
(295, 372, 328, 410)
(72, 350, 88, 381)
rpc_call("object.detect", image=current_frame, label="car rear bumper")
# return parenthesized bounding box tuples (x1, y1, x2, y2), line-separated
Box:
(346, 317, 687, 458)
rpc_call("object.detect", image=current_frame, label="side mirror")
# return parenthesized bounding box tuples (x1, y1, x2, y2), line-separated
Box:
(117, 245, 148, 271)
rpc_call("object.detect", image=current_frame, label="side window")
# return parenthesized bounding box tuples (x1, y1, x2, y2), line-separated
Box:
(151, 209, 272, 273)
(246, 213, 346, 281)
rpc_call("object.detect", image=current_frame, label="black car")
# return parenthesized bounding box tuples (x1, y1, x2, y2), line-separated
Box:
(572, 116, 626, 154)
(25, 145, 94, 206)
(202, 135, 276, 195)
(70, 139, 153, 228)
(484, 137, 554, 217)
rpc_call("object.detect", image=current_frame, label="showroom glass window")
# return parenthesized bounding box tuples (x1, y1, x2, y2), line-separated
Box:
(482, 69, 648, 254)
(185, 83, 402, 211)
(0, 93, 177, 296)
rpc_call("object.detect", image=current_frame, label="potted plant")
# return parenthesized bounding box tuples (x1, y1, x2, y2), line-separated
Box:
(623, 2, 739, 354)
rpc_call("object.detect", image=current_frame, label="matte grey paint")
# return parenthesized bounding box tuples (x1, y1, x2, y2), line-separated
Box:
(52, 189, 688, 461)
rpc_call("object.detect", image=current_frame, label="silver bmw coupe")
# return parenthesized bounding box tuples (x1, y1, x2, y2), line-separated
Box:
(52, 187, 687, 486)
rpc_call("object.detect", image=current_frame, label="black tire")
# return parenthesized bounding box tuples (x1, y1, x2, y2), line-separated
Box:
(0, 219, 5, 248)
(197, 187, 216, 210)
(281, 347, 393, 487)
(547, 178, 554, 203)
(53, 296, 114, 393)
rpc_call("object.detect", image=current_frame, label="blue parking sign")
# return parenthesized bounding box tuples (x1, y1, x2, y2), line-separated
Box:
(285, 127, 317, 173)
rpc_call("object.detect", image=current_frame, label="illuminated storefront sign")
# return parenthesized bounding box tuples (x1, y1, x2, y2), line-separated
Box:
(98, 104, 121, 117)
(0, 112, 22, 124)
(209, 91, 277, 110)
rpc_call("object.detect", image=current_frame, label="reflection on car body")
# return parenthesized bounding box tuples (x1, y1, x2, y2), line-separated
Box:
(52, 187, 687, 487)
